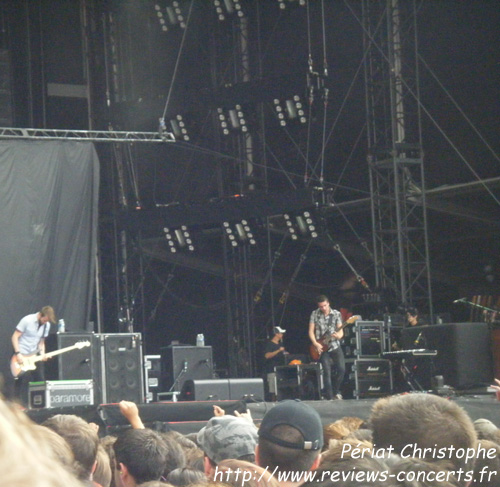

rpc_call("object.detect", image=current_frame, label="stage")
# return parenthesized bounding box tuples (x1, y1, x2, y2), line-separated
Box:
(25, 393, 500, 436)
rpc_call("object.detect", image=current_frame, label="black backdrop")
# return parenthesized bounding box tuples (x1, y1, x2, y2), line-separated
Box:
(0, 140, 99, 397)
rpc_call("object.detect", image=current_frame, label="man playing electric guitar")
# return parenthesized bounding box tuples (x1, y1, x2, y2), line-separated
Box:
(308, 295, 346, 400)
(11, 305, 55, 406)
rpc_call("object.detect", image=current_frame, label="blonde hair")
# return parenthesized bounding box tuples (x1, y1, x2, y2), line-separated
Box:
(40, 305, 56, 324)
(0, 398, 82, 487)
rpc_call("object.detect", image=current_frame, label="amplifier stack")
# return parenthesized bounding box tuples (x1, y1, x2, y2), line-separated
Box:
(343, 321, 393, 399)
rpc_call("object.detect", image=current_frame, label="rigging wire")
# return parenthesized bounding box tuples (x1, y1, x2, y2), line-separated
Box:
(160, 0, 195, 122)
(345, 0, 500, 207)
(418, 54, 500, 164)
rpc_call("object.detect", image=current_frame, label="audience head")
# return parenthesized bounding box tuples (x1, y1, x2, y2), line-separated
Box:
(113, 428, 169, 486)
(42, 413, 99, 481)
(94, 444, 113, 487)
(158, 431, 188, 477)
(167, 466, 207, 487)
(474, 418, 500, 445)
(257, 400, 323, 475)
(370, 393, 477, 473)
(197, 414, 258, 470)
(0, 398, 83, 487)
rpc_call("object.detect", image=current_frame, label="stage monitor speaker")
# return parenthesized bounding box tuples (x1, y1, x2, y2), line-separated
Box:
(160, 346, 213, 392)
(57, 333, 96, 381)
(228, 378, 264, 401)
(401, 323, 493, 389)
(181, 379, 230, 401)
(97, 333, 144, 404)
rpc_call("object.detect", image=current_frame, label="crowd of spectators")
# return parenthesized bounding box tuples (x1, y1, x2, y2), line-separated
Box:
(2, 386, 500, 487)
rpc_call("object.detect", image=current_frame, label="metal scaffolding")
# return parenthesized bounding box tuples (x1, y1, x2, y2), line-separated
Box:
(0, 127, 174, 143)
(363, 0, 433, 317)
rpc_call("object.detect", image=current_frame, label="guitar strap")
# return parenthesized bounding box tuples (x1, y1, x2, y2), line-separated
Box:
(37, 322, 48, 354)
(316, 311, 337, 351)
(326, 313, 338, 350)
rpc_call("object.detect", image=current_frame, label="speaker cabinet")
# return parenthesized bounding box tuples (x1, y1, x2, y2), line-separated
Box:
(57, 333, 96, 381)
(181, 379, 230, 401)
(228, 378, 264, 401)
(355, 321, 384, 357)
(401, 323, 493, 389)
(160, 346, 213, 392)
(97, 333, 144, 404)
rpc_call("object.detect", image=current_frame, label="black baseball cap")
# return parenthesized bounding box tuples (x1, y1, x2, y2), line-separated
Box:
(258, 400, 323, 451)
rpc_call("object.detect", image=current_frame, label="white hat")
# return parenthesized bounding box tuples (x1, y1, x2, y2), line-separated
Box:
(273, 326, 286, 334)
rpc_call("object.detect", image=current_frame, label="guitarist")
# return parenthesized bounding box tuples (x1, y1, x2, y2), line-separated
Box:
(11, 305, 56, 406)
(308, 295, 345, 400)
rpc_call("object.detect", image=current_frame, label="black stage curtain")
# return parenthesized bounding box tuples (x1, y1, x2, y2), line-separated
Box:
(0, 140, 99, 397)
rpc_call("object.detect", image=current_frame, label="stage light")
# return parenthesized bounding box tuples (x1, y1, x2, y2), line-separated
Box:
(274, 95, 306, 127)
(223, 220, 256, 246)
(169, 115, 190, 141)
(164, 225, 194, 252)
(154, 4, 168, 31)
(277, 0, 306, 9)
(218, 106, 247, 135)
(283, 213, 298, 240)
(283, 211, 317, 239)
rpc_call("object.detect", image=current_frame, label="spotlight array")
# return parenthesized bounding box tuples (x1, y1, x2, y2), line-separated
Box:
(154, 2, 186, 30)
(217, 105, 248, 135)
(223, 220, 256, 247)
(169, 115, 190, 141)
(163, 225, 194, 252)
(273, 95, 306, 126)
(283, 211, 318, 239)
(213, 0, 244, 21)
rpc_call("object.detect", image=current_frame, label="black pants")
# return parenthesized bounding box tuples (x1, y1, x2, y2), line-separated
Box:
(320, 347, 345, 399)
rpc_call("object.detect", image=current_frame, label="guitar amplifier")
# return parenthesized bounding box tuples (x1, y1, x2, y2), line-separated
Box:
(353, 359, 392, 399)
(29, 380, 94, 408)
(355, 321, 385, 357)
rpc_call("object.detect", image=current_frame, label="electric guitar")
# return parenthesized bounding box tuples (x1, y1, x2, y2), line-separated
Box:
(10, 340, 91, 378)
(309, 315, 361, 361)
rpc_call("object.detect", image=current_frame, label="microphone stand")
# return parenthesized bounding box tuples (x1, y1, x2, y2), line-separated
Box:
(170, 367, 186, 393)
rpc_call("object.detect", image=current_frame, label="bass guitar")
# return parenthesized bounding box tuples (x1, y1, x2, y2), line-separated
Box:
(309, 315, 361, 361)
(10, 340, 91, 378)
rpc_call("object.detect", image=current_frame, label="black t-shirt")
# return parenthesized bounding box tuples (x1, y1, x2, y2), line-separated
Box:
(264, 340, 285, 374)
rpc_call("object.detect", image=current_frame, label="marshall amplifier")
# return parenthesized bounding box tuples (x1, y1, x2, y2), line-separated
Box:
(353, 358, 392, 399)
(29, 380, 94, 408)
(353, 359, 392, 379)
(354, 379, 393, 399)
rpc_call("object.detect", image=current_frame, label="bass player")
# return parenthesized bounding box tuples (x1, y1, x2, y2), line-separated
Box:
(11, 305, 56, 406)
(308, 295, 345, 400)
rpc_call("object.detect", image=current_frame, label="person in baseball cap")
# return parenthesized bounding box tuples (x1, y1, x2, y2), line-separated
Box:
(264, 326, 287, 400)
(256, 400, 323, 483)
(197, 414, 258, 475)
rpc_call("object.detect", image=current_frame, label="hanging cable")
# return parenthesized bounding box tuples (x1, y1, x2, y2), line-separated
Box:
(304, 0, 316, 186)
(277, 240, 313, 327)
(160, 0, 195, 124)
(318, 0, 329, 187)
